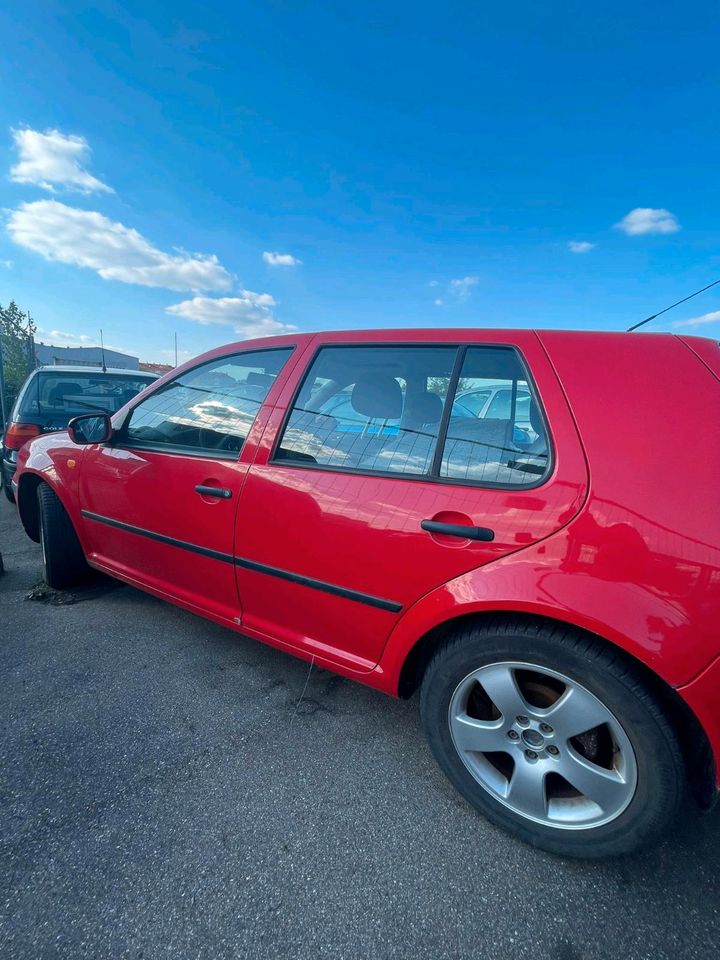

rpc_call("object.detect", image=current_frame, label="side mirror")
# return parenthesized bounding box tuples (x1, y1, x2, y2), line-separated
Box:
(67, 413, 113, 445)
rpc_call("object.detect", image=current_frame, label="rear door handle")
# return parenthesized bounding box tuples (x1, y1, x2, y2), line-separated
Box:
(421, 519, 495, 542)
(195, 484, 232, 499)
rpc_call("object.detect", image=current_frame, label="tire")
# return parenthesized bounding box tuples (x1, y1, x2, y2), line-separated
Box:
(419, 617, 685, 858)
(37, 483, 89, 589)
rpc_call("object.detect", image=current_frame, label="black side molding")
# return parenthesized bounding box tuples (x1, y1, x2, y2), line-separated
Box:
(421, 519, 495, 542)
(80, 510, 403, 612)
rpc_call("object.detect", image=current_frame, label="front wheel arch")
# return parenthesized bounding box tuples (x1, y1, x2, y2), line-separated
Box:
(17, 472, 44, 542)
(400, 610, 715, 808)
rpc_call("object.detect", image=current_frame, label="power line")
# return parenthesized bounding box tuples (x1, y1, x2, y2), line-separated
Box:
(627, 278, 720, 332)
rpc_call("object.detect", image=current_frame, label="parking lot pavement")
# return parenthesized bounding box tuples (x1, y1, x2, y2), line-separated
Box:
(1, 495, 719, 960)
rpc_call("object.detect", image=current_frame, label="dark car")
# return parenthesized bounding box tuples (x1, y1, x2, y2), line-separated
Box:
(1, 365, 157, 501)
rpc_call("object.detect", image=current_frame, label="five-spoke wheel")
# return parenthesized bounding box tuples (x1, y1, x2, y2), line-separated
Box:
(449, 662, 637, 829)
(420, 618, 685, 857)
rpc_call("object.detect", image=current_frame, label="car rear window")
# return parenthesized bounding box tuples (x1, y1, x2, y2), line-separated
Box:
(17, 371, 155, 429)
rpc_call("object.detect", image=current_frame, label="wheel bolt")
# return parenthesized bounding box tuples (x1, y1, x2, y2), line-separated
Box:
(539, 723, 553, 734)
(547, 745, 559, 756)
(516, 715, 530, 726)
(507, 730, 519, 741)
(525, 749, 537, 760)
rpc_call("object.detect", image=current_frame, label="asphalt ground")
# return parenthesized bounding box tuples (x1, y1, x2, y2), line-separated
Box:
(1, 493, 719, 960)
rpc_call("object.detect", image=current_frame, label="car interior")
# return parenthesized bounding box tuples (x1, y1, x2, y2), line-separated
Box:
(276, 346, 550, 484)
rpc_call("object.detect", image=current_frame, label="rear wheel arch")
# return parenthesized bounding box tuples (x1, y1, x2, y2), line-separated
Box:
(399, 609, 715, 807)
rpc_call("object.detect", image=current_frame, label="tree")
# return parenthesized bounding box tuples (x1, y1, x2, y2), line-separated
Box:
(0, 301, 36, 428)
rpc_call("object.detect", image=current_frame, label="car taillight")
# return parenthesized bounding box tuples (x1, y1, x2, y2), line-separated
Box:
(4, 422, 42, 451)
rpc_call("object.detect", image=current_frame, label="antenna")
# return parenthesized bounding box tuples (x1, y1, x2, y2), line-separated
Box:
(99, 328, 107, 373)
(627, 278, 720, 332)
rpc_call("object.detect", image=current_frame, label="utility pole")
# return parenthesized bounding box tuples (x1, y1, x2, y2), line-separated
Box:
(174, 332, 178, 367)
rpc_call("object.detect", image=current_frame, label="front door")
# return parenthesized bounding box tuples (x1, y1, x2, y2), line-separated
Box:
(233, 334, 587, 672)
(78, 346, 296, 624)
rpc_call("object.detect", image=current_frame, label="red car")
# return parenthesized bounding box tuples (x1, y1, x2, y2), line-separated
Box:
(13, 328, 720, 857)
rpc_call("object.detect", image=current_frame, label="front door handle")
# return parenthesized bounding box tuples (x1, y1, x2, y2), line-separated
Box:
(421, 519, 495, 542)
(195, 484, 232, 500)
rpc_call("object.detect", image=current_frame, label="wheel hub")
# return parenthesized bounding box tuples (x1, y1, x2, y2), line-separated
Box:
(521, 728, 545, 750)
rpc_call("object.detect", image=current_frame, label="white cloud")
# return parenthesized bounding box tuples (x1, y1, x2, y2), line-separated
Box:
(35, 328, 96, 347)
(10, 127, 113, 194)
(615, 208, 680, 236)
(672, 310, 720, 329)
(0, 259, 12, 268)
(449, 276, 479, 302)
(568, 241, 595, 253)
(429, 280, 439, 288)
(166, 295, 296, 340)
(262, 251, 302, 267)
(434, 298, 444, 306)
(6, 200, 233, 292)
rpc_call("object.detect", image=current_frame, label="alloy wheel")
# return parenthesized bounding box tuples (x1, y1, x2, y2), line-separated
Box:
(448, 661, 637, 829)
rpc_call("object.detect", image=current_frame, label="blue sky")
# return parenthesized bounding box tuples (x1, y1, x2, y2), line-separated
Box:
(0, 1, 718, 363)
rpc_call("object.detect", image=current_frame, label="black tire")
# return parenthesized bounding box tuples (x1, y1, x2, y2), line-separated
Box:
(37, 483, 89, 589)
(419, 617, 685, 858)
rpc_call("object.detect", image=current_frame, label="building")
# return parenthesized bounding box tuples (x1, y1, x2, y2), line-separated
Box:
(34, 342, 139, 370)
(139, 361, 174, 375)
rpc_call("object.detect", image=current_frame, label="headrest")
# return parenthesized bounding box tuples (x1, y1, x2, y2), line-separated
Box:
(404, 390, 443, 428)
(351, 374, 403, 420)
(48, 381, 83, 403)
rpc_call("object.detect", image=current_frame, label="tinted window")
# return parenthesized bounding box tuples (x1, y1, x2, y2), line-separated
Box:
(125, 349, 293, 455)
(275, 345, 457, 474)
(17, 371, 156, 430)
(440, 348, 550, 485)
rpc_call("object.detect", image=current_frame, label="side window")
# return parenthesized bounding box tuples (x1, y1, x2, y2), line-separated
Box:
(125, 348, 293, 456)
(440, 347, 550, 485)
(274, 343, 550, 487)
(275, 345, 457, 475)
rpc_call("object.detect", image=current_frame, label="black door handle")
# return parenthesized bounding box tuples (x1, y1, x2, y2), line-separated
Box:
(421, 519, 495, 542)
(195, 484, 232, 499)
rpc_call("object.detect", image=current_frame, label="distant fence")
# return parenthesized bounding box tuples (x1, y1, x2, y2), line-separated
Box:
(0, 302, 36, 431)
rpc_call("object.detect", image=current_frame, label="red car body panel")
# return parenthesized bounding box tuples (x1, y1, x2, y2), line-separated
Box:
(15, 328, 720, 784)
(677, 335, 720, 381)
(234, 329, 588, 670)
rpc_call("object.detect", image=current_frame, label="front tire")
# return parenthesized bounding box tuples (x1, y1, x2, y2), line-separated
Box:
(420, 618, 685, 858)
(37, 483, 89, 589)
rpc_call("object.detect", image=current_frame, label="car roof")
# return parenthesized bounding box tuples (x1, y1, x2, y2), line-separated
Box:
(32, 365, 157, 377)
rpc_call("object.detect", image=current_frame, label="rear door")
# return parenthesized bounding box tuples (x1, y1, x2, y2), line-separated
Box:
(233, 332, 588, 672)
(78, 345, 298, 623)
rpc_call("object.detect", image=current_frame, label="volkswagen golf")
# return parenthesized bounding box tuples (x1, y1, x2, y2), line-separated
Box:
(12, 328, 720, 858)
